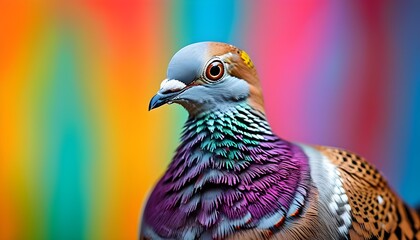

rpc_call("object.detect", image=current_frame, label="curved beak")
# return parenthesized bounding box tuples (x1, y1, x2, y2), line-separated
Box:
(148, 91, 179, 111)
(148, 79, 187, 111)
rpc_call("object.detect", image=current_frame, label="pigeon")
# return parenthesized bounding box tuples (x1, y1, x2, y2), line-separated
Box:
(140, 42, 420, 240)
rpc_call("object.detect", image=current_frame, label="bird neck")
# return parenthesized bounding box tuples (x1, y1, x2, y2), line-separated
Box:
(145, 103, 311, 237)
(181, 102, 274, 158)
(165, 103, 290, 188)
(164, 102, 309, 206)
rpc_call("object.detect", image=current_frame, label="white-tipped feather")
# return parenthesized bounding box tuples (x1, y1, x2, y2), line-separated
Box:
(298, 144, 352, 238)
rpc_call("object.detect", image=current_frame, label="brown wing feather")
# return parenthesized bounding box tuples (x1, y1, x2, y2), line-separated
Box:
(317, 146, 420, 240)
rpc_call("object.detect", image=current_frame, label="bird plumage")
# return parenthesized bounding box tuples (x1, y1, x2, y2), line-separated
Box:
(141, 42, 420, 239)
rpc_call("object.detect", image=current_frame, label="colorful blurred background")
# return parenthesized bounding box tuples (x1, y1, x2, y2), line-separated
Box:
(1, 0, 420, 239)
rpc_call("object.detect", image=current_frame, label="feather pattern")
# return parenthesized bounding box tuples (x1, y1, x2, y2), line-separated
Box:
(317, 146, 420, 239)
(141, 104, 311, 239)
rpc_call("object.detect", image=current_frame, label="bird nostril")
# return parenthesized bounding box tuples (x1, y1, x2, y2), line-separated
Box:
(161, 88, 180, 94)
(159, 79, 187, 95)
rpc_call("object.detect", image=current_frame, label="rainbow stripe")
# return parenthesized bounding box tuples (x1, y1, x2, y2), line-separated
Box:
(0, 1, 419, 238)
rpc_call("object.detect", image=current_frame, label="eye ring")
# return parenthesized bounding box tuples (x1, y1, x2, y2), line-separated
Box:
(205, 60, 225, 81)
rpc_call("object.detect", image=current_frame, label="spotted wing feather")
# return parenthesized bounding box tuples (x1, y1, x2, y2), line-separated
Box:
(317, 146, 420, 240)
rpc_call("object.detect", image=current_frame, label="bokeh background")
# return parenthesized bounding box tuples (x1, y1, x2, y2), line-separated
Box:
(1, 0, 420, 239)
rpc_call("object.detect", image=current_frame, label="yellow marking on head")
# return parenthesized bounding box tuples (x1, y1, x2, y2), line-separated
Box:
(240, 50, 254, 69)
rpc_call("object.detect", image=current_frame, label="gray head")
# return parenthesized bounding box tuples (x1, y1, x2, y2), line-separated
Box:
(149, 42, 265, 115)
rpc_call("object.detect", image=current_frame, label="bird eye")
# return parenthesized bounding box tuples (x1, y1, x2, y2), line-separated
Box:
(205, 60, 225, 81)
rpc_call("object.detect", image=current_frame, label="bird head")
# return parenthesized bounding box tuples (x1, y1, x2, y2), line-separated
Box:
(149, 42, 265, 115)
